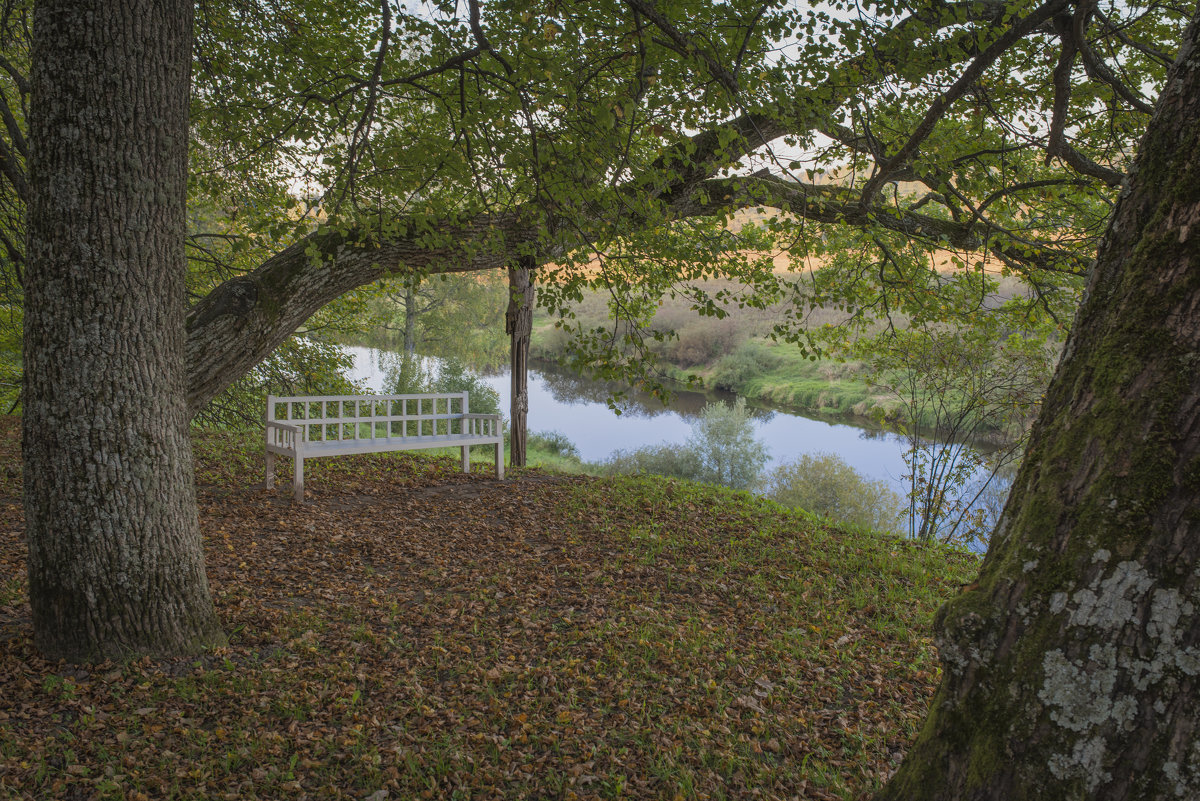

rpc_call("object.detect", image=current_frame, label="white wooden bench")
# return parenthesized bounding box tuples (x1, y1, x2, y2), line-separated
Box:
(264, 392, 504, 501)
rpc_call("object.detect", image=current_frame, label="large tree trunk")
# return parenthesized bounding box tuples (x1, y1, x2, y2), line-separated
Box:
(23, 0, 223, 660)
(506, 258, 535, 467)
(879, 12, 1200, 800)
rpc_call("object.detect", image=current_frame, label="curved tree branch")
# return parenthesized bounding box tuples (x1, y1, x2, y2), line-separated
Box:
(1072, 0, 1156, 115)
(184, 210, 537, 412)
(623, 0, 740, 95)
(1046, 11, 1126, 187)
(858, 0, 1071, 203)
(689, 174, 1089, 275)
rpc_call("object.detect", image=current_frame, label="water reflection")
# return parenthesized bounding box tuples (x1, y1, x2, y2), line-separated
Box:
(376, 350, 436, 395)
(530, 360, 776, 423)
(345, 344, 905, 482)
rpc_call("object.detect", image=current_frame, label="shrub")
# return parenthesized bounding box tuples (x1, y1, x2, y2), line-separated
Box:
(381, 351, 436, 395)
(602, 443, 703, 481)
(431, 357, 502, 418)
(530, 323, 571, 359)
(528, 430, 580, 460)
(854, 325, 1051, 542)
(604, 398, 768, 490)
(763, 452, 903, 533)
(687, 398, 768, 490)
(667, 319, 741, 367)
(382, 354, 501, 419)
(710, 340, 785, 391)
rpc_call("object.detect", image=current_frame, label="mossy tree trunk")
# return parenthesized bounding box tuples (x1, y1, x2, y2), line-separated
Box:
(22, 0, 224, 660)
(878, 12, 1200, 800)
(506, 258, 535, 467)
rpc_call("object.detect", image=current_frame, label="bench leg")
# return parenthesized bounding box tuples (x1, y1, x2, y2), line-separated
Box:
(495, 442, 504, 480)
(461, 445, 470, 474)
(293, 455, 305, 502)
(265, 450, 275, 488)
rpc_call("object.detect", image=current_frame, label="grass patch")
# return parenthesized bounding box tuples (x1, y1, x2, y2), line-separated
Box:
(701, 340, 884, 417)
(0, 417, 978, 799)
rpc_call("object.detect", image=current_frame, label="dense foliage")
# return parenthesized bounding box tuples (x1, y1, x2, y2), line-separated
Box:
(604, 398, 769, 490)
(764, 451, 906, 534)
(1, 0, 1189, 414)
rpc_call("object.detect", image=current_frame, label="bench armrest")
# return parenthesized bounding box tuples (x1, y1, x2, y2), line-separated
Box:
(266, 420, 304, 448)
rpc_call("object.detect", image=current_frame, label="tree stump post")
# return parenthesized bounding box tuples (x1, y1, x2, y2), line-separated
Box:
(506, 258, 535, 467)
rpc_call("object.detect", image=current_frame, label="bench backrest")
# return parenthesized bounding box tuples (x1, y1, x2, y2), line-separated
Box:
(267, 392, 472, 442)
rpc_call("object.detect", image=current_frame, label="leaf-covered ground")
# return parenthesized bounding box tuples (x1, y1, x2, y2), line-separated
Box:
(0, 417, 978, 800)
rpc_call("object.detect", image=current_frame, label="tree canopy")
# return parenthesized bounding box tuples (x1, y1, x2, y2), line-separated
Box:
(0, 0, 1190, 412)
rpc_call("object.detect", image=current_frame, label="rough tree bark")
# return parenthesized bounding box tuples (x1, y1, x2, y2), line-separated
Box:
(878, 11, 1200, 800)
(506, 257, 535, 467)
(22, 0, 223, 660)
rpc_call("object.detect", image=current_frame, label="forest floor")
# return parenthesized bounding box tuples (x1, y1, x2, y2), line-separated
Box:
(0, 417, 978, 800)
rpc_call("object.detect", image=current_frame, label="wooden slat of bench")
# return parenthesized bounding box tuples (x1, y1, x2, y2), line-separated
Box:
(270, 393, 467, 403)
(265, 392, 501, 502)
(282, 413, 467, 425)
(269, 395, 467, 418)
(270, 397, 468, 424)
(291, 419, 472, 441)
(265, 429, 499, 452)
(297, 433, 501, 456)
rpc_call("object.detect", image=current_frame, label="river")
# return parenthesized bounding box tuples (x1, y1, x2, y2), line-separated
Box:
(344, 344, 918, 492)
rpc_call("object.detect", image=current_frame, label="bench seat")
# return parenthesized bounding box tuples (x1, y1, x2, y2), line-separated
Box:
(265, 393, 504, 501)
(289, 431, 502, 456)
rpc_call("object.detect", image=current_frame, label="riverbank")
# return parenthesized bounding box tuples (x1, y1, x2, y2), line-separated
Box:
(528, 279, 900, 426)
(530, 330, 1016, 442)
(0, 418, 978, 799)
(658, 339, 887, 419)
(530, 294, 930, 434)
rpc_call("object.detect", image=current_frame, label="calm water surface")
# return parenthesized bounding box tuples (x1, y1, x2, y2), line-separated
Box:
(344, 345, 913, 491)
